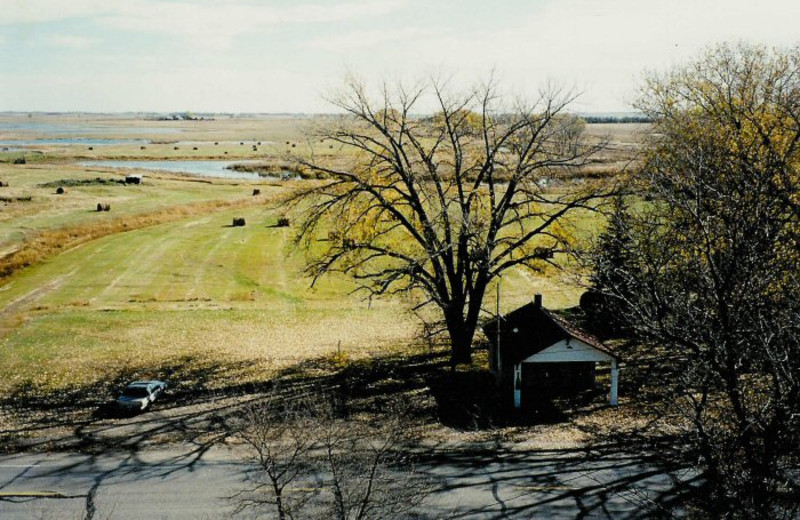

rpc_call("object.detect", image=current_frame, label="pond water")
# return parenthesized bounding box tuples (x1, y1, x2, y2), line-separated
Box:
(0, 121, 183, 135)
(0, 138, 149, 147)
(78, 160, 265, 180)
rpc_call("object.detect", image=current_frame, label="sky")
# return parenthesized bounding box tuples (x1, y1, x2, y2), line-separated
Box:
(1, 0, 799, 114)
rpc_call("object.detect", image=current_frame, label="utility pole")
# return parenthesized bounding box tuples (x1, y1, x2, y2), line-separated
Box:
(496, 280, 502, 382)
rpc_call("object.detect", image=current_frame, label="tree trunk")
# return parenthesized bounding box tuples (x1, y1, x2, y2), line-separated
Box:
(445, 305, 475, 367)
(450, 326, 472, 366)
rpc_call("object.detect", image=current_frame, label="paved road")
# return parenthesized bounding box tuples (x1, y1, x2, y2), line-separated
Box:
(0, 443, 693, 519)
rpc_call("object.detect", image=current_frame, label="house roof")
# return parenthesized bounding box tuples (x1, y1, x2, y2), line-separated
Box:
(483, 298, 617, 365)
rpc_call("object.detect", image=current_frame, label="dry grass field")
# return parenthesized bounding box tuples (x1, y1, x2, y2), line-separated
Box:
(0, 114, 642, 443)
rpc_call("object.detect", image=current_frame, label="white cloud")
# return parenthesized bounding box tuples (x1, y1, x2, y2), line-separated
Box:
(2, 0, 411, 48)
(0, 65, 331, 112)
(3, 0, 800, 112)
(319, 0, 800, 111)
(0, 0, 113, 25)
(100, 0, 409, 48)
(49, 35, 98, 49)
(305, 26, 444, 51)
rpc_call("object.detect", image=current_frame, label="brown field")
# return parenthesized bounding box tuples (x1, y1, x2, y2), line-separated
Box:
(0, 114, 645, 449)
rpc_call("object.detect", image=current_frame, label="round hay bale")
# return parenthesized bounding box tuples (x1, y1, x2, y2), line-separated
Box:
(174, 146, 179, 150)
(88, 147, 94, 151)
(252, 189, 261, 196)
(97, 202, 104, 212)
(214, 142, 219, 145)
(56, 186, 66, 194)
(140, 146, 146, 150)
(232, 217, 246, 227)
(0, 180, 7, 187)
(193, 147, 198, 151)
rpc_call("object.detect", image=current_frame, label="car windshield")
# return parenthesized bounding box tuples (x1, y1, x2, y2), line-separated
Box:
(122, 386, 150, 398)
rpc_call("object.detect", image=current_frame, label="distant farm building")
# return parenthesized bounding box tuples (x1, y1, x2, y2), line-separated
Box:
(483, 294, 619, 409)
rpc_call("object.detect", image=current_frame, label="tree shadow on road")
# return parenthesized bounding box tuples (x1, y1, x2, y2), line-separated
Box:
(0, 344, 702, 518)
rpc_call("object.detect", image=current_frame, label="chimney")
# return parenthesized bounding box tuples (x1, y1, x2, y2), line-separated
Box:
(533, 294, 543, 308)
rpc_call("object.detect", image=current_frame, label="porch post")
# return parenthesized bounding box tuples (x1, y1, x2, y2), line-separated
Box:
(513, 363, 522, 409)
(609, 359, 619, 406)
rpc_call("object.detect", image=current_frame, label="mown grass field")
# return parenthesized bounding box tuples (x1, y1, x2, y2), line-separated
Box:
(0, 114, 632, 403)
(0, 161, 283, 256)
(0, 203, 422, 395)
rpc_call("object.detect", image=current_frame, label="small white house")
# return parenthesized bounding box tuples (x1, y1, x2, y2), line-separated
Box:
(483, 294, 619, 408)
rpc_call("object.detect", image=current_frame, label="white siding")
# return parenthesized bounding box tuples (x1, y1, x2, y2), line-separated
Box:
(522, 339, 615, 363)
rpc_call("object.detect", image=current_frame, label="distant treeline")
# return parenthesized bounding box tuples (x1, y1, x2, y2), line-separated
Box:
(582, 115, 652, 124)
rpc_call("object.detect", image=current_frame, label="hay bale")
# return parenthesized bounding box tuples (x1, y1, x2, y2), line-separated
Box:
(0, 180, 8, 187)
(277, 217, 290, 227)
(88, 147, 94, 151)
(97, 203, 110, 212)
(56, 186, 66, 194)
(232, 217, 246, 227)
(140, 146, 146, 150)
(252, 189, 261, 196)
(193, 147, 198, 151)
(125, 176, 141, 185)
(174, 146, 179, 150)
(214, 142, 219, 145)
(97, 203, 104, 212)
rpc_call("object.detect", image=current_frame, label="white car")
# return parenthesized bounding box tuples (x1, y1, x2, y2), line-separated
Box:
(115, 380, 167, 412)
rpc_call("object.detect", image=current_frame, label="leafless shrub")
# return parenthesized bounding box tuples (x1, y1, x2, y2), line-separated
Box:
(310, 399, 430, 520)
(234, 393, 319, 520)
(234, 391, 431, 520)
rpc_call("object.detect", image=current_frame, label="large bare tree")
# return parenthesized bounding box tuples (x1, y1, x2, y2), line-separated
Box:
(290, 78, 609, 365)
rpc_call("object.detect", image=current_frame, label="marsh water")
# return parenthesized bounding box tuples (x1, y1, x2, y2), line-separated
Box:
(79, 160, 263, 180)
(0, 138, 149, 147)
(0, 121, 183, 135)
